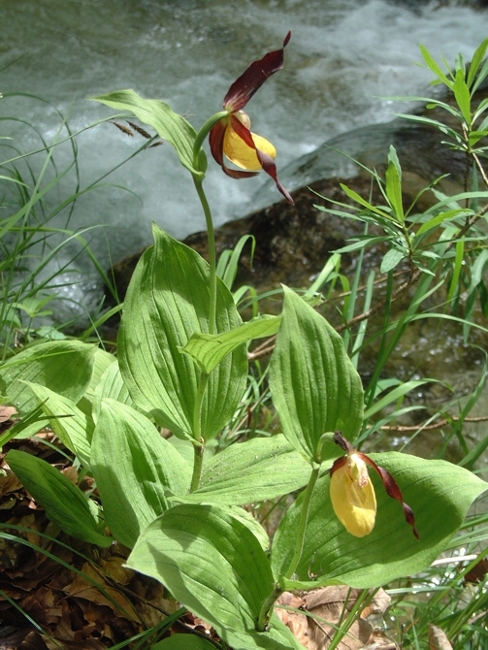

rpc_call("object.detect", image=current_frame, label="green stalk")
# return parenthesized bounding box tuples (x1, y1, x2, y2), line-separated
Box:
(283, 465, 320, 580)
(189, 371, 210, 492)
(192, 110, 229, 160)
(257, 464, 320, 629)
(187, 110, 230, 489)
(193, 178, 217, 335)
(256, 585, 283, 632)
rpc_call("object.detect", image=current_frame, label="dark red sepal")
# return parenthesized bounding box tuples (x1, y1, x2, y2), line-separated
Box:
(209, 120, 226, 167)
(229, 116, 294, 204)
(330, 455, 348, 476)
(360, 453, 419, 539)
(223, 32, 291, 112)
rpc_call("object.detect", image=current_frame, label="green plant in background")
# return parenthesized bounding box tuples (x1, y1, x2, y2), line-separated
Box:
(2, 35, 488, 650)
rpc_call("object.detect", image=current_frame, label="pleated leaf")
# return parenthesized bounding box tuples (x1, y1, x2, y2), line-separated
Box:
(181, 315, 280, 374)
(0, 340, 96, 416)
(271, 452, 487, 589)
(180, 435, 311, 505)
(118, 224, 247, 441)
(127, 504, 274, 639)
(92, 360, 133, 423)
(91, 399, 191, 548)
(269, 287, 364, 461)
(25, 382, 93, 469)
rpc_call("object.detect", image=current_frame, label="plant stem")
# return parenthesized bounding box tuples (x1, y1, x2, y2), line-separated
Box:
(193, 178, 217, 334)
(256, 585, 283, 632)
(283, 465, 320, 580)
(190, 437, 205, 493)
(192, 110, 229, 163)
(189, 371, 210, 492)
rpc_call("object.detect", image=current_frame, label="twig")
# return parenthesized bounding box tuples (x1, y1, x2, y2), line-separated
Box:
(380, 414, 488, 432)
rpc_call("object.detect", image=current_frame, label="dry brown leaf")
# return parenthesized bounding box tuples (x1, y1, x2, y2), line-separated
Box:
(366, 630, 400, 649)
(275, 592, 311, 647)
(0, 405, 17, 423)
(429, 624, 453, 650)
(276, 587, 375, 650)
(66, 561, 139, 621)
(361, 589, 391, 618)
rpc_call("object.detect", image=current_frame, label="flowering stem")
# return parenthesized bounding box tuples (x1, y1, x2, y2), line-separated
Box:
(283, 465, 320, 580)
(189, 371, 209, 491)
(193, 178, 217, 335)
(192, 110, 229, 163)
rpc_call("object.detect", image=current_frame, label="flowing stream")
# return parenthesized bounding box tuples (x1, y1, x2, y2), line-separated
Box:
(1, 0, 488, 315)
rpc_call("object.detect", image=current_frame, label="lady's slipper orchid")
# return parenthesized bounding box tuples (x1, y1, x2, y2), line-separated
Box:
(330, 432, 419, 539)
(209, 32, 294, 204)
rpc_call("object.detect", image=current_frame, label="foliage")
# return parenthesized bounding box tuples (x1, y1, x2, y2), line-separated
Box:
(2, 37, 488, 650)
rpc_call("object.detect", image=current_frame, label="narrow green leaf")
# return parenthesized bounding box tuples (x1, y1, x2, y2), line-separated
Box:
(380, 248, 405, 274)
(269, 287, 364, 461)
(6, 449, 111, 547)
(127, 505, 275, 639)
(467, 38, 488, 88)
(118, 224, 247, 441)
(419, 44, 453, 88)
(469, 130, 488, 147)
(181, 315, 281, 374)
(364, 380, 430, 419)
(25, 382, 93, 469)
(448, 239, 465, 302)
(415, 209, 469, 237)
(271, 452, 487, 589)
(91, 399, 191, 549)
(339, 184, 391, 219)
(92, 89, 198, 174)
(385, 146, 404, 223)
(453, 68, 472, 126)
(179, 435, 311, 505)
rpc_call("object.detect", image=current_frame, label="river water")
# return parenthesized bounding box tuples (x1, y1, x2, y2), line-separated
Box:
(1, 0, 488, 315)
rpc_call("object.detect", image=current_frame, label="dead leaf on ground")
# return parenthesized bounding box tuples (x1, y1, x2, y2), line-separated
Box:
(429, 624, 453, 650)
(276, 586, 393, 650)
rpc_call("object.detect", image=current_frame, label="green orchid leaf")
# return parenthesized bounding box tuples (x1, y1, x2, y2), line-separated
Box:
(127, 504, 275, 641)
(269, 287, 364, 461)
(179, 435, 311, 505)
(24, 382, 93, 469)
(91, 399, 191, 549)
(225, 617, 306, 650)
(92, 360, 134, 423)
(118, 224, 247, 441)
(181, 315, 280, 374)
(0, 340, 96, 416)
(6, 449, 111, 547)
(80, 347, 116, 407)
(152, 636, 216, 650)
(271, 452, 487, 589)
(92, 89, 199, 175)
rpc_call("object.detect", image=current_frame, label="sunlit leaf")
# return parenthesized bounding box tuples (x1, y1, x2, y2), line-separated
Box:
(271, 453, 487, 589)
(269, 287, 364, 462)
(91, 399, 191, 548)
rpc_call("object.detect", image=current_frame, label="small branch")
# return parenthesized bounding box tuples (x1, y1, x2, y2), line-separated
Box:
(381, 414, 488, 432)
